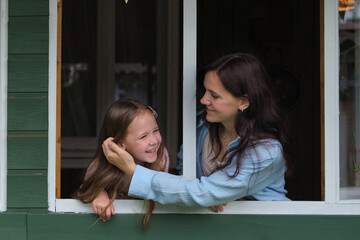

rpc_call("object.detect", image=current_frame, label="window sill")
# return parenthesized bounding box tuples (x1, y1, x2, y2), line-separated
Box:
(55, 199, 360, 215)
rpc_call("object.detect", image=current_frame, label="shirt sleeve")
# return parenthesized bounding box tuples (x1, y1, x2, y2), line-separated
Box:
(128, 143, 286, 207)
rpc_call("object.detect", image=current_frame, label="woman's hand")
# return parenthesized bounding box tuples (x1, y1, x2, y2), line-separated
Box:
(102, 137, 137, 176)
(209, 203, 227, 213)
(92, 190, 115, 222)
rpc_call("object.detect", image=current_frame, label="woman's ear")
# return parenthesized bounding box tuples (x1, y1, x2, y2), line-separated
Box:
(238, 95, 250, 112)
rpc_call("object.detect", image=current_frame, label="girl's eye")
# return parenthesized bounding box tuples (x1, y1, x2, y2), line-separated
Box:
(140, 135, 147, 139)
(153, 129, 159, 133)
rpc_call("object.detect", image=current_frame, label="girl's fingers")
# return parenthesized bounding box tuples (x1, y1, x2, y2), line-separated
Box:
(111, 204, 115, 215)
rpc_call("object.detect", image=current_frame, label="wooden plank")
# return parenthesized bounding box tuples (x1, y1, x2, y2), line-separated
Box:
(8, 131, 48, 170)
(9, 0, 48, 17)
(7, 170, 47, 208)
(0, 212, 27, 240)
(8, 16, 48, 54)
(8, 54, 48, 92)
(8, 93, 48, 131)
(27, 213, 360, 240)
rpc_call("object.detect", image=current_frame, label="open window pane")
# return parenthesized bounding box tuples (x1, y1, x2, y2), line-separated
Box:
(196, 0, 321, 201)
(339, 0, 360, 200)
(59, 0, 181, 198)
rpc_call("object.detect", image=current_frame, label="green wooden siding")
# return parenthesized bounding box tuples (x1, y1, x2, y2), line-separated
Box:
(9, 0, 48, 16)
(8, 16, 48, 54)
(8, 55, 48, 92)
(7, 170, 47, 208)
(7, 93, 48, 131)
(7, 0, 49, 213)
(7, 131, 48, 170)
(0, 213, 27, 240)
(26, 214, 360, 240)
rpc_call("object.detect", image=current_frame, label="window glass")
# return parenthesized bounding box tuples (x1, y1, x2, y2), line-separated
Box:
(339, 0, 360, 200)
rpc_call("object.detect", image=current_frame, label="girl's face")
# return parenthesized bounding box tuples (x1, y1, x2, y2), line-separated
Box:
(121, 110, 162, 164)
(200, 71, 247, 127)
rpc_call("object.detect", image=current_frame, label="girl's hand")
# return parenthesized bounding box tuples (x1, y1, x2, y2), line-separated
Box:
(102, 137, 137, 176)
(92, 190, 115, 222)
(209, 203, 227, 213)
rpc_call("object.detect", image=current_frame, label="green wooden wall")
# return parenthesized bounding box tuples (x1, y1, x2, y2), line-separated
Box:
(1, 0, 360, 239)
(7, 0, 48, 211)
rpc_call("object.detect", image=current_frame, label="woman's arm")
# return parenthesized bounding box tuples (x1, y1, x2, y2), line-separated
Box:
(104, 138, 288, 207)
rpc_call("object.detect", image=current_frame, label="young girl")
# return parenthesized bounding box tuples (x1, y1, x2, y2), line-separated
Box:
(74, 99, 169, 229)
(102, 51, 294, 209)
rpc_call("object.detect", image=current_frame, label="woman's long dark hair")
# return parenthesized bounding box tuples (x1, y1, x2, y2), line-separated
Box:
(73, 99, 165, 231)
(201, 52, 294, 177)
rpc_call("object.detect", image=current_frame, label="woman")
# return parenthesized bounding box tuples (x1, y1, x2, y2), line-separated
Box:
(103, 51, 294, 210)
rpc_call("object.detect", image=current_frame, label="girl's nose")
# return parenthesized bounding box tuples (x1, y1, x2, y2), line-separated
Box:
(149, 135, 158, 146)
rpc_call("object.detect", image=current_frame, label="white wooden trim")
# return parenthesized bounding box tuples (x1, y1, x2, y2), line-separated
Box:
(324, 0, 339, 204)
(182, 0, 197, 180)
(56, 199, 360, 215)
(48, 0, 58, 212)
(0, 0, 7, 212)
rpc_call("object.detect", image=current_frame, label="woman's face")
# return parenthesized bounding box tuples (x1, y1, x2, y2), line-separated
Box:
(121, 110, 162, 164)
(200, 71, 244, 127)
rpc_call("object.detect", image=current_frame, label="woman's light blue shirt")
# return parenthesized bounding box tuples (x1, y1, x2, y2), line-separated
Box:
(128, 121, 290, 207)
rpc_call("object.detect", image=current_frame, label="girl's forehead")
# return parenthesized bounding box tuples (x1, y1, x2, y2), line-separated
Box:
(128, 110, 157, 130)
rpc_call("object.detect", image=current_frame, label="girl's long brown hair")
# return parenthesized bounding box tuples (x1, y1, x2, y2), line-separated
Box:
(73, 99, 165, 231)
(200, 52, 294, 178)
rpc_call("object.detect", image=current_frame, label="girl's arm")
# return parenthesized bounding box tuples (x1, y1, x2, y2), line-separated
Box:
(84, 158, 114, 221)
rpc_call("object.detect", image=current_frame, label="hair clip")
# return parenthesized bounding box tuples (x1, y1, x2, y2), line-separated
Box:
(147, 106, 158, 118)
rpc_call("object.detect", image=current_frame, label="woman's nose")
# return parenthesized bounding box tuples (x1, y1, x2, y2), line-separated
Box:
(200, 93, 209, 105)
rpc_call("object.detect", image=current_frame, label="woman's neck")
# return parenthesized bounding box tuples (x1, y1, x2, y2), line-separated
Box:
(221, 122, 238, 140)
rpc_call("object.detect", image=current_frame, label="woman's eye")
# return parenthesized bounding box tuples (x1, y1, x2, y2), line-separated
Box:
(211, 94, 219, 99)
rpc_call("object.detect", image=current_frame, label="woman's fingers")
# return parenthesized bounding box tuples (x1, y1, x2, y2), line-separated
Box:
(209, 206, 219, 212)
(102, 137, 136, 176)
(209, 203, 227, 213)
(102, 137, 114, 160)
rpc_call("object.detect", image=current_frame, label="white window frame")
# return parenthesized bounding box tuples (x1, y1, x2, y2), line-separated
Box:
(0, 0, 8, 212)
(49, 0, 360, 214)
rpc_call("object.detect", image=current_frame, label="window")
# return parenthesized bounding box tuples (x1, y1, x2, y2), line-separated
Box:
(0, 0, 8, 212)
(50, 0, 181, 212)
(58, 0, 181, 198)
(49, 0, 360, 214)
(339, 0, 360, 201)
